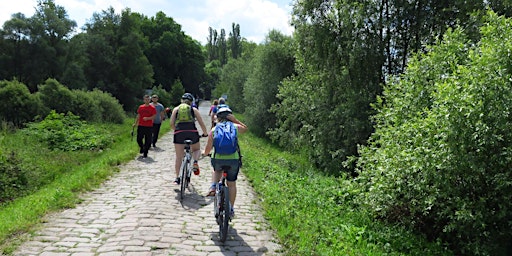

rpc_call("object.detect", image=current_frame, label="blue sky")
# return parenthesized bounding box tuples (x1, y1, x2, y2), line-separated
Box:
(0, 0, 294, 45)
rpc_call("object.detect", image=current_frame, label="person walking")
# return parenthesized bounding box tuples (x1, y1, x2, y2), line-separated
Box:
(133, 95, 157, 158)
(203, 106, 248, 217)
(169, 93, 208, 185)
(150, 94, 166, 148)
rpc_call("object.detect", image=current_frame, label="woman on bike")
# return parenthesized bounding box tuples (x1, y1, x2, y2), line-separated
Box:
(170, 93, 208, 185)
(208, 99, 219, 128)
(203, 106, 248, 217)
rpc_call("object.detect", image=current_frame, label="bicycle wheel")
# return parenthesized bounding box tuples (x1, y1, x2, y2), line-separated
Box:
(179, 158, 188, 201)
(219, 186, 230, 242)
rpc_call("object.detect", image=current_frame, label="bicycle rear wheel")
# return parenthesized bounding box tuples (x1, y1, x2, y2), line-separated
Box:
(179, 158, 188, 201)
(219, 186, 230, 242)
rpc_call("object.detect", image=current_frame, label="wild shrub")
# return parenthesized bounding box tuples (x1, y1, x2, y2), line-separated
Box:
(71, 90, 101, 122)
(0, 150, 28, 203)
(23, 111, 113, 151)
(0, 80, 44, 127)
(356, 12, 512, 255)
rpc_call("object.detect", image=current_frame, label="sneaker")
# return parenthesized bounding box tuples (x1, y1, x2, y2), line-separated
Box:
(174, 177, 180, 185)
(193, 161, 200, 175)
(230, 207, 235, 218)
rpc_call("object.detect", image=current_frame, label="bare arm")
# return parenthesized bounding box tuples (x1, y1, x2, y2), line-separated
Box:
(203, 130, 214, 155)
(133, 114, 139, 127)
(227, 114, 248, 133)
(170, 107, 178, 130)
(193, 108, 208, 135)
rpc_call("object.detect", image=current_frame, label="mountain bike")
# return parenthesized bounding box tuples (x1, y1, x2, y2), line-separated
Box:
(179, 139, 193, 201)
(213, 165, 231, 242)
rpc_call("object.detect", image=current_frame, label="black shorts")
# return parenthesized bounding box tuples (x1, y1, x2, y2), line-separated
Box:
(174, 131, 200, 144)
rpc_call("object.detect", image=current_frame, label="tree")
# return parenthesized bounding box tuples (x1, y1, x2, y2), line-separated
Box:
(228, 23, 241, 59)
(218, 29, 228, 66)
(244, 30, 295, 137)
(272, 0, 383, 173)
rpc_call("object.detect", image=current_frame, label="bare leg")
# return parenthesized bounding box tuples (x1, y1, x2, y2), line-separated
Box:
(174, 143, 185, 178)
(226, 181, 237, 208)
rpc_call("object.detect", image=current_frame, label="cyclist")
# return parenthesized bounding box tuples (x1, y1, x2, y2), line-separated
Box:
(208, 99, 219, 128)
(170, 93, 208, 185)
(203, 106, 248, 217)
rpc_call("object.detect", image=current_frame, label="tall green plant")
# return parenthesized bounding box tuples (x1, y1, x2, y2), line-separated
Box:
(356, 12, 512, 255)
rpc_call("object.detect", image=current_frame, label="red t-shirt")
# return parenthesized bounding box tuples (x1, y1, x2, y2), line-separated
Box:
(137, 104, 157, 127)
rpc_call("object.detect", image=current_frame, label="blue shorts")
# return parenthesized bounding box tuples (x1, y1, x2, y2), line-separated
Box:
(211, 159, 240, 181)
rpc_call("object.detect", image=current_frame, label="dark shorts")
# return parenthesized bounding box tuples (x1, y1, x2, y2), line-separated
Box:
(211, 159, 240, 182)
(173, 131, 200, 144)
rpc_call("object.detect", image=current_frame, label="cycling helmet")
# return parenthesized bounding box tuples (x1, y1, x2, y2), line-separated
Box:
(181, 93, 194, 102)
(216, 106, 232, 119)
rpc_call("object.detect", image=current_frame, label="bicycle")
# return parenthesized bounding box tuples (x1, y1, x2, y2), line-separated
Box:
(179, 139, 193, 201)
(213, 164, 232, 242)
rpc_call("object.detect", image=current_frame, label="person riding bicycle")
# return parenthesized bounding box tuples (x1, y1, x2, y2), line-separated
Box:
(203, 106, 248, 217)
(208, 99, 219, 128)
(170, 93, 208, 185)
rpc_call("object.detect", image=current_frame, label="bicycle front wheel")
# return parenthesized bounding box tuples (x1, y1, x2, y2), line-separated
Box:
(219, 186, 230, 242)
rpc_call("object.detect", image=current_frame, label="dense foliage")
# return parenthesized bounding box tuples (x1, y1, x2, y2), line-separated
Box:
(243, 30, 295, 137)
(356, 12, 512, 255)
(0, 79, 125, 127)
(0, 0, 206, 111)
(1, 110, 114, 204)
(23, 111, 113, 151)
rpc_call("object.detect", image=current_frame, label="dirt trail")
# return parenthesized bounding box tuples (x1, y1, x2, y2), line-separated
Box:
(12, 101, 282, 256)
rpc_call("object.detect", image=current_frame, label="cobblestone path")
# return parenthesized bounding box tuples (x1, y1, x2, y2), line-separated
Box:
(12, 101, 282, 256)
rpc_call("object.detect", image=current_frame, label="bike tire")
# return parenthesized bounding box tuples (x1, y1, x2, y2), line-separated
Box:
(179, 159, 188, 201)
(219, 186, 230, 242)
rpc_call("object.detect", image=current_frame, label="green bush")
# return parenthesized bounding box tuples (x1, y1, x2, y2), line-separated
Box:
(0, 80, 43, 127)
(0, 150, 28, 203)
(356, 12, 512, 255)
(23, 111, 113, 151)
(71, 90, 101, 122)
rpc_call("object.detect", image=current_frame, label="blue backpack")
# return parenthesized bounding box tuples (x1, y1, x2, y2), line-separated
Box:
(213, 121, 238, 155)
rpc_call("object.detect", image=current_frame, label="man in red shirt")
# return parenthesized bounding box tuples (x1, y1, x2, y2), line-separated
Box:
(133, 95, 157, 158)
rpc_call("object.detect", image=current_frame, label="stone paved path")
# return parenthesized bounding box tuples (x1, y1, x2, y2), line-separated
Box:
(12, 101, 282, 256)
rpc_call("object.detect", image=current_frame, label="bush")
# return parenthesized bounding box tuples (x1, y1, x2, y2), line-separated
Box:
(0, 150, 28, 203)
(23, 111, 113, 151)
(71, 90, 101, 122)
(0, 80, 43, 127)
(356, 12, 512, 255)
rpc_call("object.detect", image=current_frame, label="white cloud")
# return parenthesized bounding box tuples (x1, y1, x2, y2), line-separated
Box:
(0, 0, 294, 44)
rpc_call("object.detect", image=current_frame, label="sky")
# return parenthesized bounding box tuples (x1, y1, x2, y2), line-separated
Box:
(0, 0, 295, 45)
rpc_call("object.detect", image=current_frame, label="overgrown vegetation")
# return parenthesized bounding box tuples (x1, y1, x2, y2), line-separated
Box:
(240, 130, 451, 255)
(355, 12, 512, 255)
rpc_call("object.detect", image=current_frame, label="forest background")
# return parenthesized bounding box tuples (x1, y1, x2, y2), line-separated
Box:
(1, 0, 512, 255)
